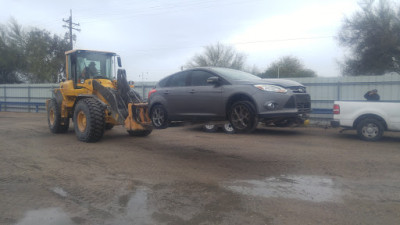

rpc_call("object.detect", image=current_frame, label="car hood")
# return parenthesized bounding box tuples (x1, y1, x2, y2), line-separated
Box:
(231, 78, 304, 87)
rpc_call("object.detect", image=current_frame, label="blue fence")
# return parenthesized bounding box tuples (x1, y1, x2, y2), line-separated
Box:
(0, 101, 45, 113)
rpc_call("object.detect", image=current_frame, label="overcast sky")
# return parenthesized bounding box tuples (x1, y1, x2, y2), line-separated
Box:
(0, 0, 361, 81)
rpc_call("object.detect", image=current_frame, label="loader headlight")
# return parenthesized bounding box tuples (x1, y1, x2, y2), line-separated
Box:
(254, 84, 287, 93)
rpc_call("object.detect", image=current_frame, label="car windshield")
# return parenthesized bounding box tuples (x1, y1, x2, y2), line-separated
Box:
(211, 68, 261, 81)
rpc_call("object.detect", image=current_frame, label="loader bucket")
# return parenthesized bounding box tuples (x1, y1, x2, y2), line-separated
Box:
(124, 103, 152, 131)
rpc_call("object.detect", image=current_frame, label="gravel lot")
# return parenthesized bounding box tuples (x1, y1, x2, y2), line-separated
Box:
(1, 112, 400, 225)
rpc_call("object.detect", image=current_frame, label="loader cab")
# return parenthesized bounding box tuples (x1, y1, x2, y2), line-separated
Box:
(66, 49, 119, 88)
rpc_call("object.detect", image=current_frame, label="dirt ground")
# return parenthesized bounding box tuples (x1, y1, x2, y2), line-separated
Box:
(0, 112, 399, 225)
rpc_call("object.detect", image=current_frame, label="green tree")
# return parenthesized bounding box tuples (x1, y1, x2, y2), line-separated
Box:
(260, 56, 317, 78)
(338, 0, 400, 76)
(0, 20, 25, 84)
(24, 29, 69, 83)
(186, 42, 247, 70)
(0, 19, 69, 84)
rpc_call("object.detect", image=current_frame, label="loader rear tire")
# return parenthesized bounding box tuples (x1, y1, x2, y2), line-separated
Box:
(127, 128, 152, 137)
(73, 98, 105, 142)
(47, 98, 69, 133)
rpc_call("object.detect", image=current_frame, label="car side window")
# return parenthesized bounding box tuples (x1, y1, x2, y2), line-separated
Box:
(190, 70, 215, 86)
(166, 71, 189, 87)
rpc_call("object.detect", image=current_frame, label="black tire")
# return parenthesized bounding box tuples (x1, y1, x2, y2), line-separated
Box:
(105, 123, 114, 130)
(127, 128, 153, 137)
(47, 98, 69, 133)
(203, 124, 218, 133)
(228, 101, 258, 133)
(356, 118, 384, 141)
(73, 98, 105, 142)
(223, 123, 235, 134)
(150, 104, 169, 129)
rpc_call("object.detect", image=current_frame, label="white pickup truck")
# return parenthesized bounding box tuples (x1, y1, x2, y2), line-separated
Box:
(331, 101, 400, 141)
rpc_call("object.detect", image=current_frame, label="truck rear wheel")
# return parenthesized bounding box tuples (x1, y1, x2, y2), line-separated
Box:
(47, 98, 69, 133)
(356, 118, 384, 141)
(73, 98, 105, 142)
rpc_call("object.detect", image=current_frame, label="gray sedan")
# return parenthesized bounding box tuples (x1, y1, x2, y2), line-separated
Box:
(148, 67, 311, 133)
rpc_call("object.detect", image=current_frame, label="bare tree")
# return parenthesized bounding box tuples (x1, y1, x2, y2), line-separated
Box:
(186, 42, 247, 70)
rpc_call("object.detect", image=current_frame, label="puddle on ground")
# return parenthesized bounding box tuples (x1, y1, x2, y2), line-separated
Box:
(111, 187, 155, 225)
(15, 208, 75, 225)
(224, 175, 342, 202)
(51, 187, 68, 198)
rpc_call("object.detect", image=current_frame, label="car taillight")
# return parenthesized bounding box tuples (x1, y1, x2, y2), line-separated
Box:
(333, 104, 340, 114)
(148, 89, 157, 99)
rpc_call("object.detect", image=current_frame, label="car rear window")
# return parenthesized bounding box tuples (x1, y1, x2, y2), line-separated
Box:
(165, 71, 189, 87)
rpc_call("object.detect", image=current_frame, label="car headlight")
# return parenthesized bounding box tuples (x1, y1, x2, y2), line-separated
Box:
(254, 84, 287, 93)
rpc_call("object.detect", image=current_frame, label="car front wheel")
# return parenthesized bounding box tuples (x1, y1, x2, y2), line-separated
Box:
(151, 105, 169, 129)
(228, 101, 258, 133)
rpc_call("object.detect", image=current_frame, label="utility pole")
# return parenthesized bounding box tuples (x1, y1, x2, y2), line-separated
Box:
(62, 9, 80, 50)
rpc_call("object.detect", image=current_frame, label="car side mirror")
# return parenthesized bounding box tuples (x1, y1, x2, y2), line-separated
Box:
(207, 76, 220, 84)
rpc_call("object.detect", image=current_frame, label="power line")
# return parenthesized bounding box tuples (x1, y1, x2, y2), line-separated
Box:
(231, 36, 335, 45)
(120, 35, 335, 54)
(76, 0, 264, 24)
(62, 9, 81, 50)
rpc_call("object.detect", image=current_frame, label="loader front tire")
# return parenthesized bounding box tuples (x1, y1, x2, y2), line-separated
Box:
(73, 98, 105, 142)
(47, 98, 69, 133)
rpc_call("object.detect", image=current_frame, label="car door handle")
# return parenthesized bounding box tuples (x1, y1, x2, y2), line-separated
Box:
(163, 91, 169, 95)
(189, 90, 196, 94)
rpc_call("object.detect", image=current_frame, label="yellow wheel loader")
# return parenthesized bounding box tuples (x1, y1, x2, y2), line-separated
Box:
(46, 49, 152, 142)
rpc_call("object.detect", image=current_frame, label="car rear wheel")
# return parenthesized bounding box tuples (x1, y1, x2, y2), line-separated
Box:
(228, 101, 258, 133)
(356, 118, 384, 141)
(151, 105, 169, 129)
